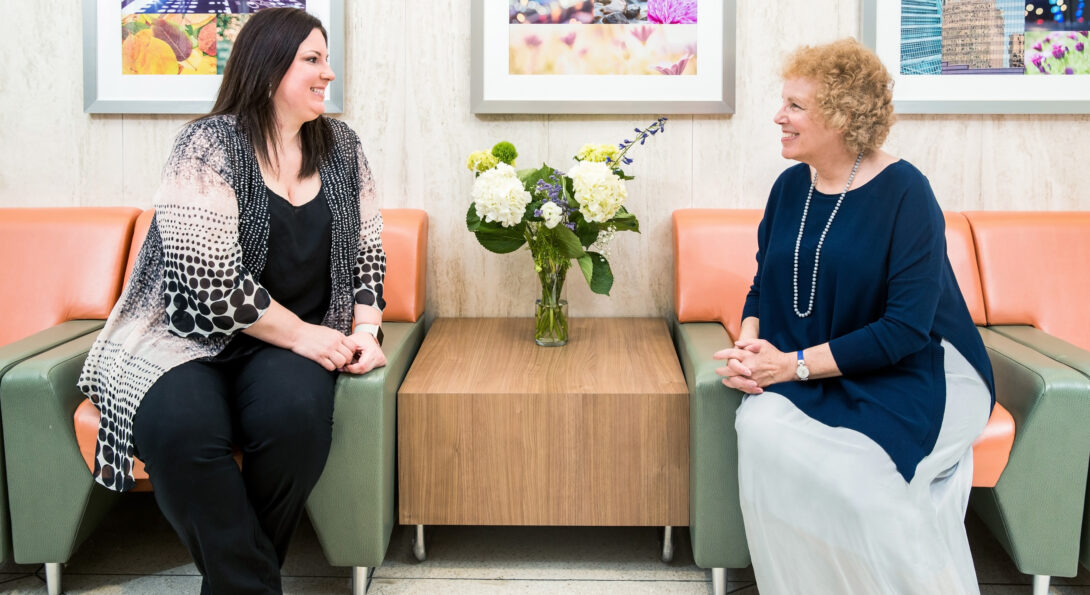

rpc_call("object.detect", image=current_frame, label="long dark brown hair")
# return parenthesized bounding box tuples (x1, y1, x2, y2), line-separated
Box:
(204, 8, 333, 178)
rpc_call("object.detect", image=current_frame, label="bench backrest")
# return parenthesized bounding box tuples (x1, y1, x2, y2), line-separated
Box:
(122, 208, 427, 324)
(673, 209, 987, 334)
(966, 211, 1090, 351)
(0, 207, 141, 346)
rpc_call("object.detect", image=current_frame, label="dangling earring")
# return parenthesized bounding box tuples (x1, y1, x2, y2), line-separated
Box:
(267, 83, 272, 99)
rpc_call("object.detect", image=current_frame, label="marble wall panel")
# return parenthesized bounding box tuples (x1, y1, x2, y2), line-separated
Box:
(119, 116, 187, 207)
(979, 114, 1090, 211)
(1, 6, 114, 207)
(1, 1, 1088, 318)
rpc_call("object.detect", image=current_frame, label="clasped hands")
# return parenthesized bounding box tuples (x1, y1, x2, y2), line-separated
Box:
(292, 323, 386, 374)
(713, 338, 795, 394)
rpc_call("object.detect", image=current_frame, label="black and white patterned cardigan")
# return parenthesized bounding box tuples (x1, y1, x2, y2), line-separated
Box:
(78, 115, 386, 492)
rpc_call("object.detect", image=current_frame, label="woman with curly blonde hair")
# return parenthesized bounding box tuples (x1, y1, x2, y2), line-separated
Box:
(715, 39, 994, 594)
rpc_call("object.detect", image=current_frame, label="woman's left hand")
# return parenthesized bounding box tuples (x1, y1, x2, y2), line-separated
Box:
(717, 339, 795, 389)
(340, 332, 387, 375)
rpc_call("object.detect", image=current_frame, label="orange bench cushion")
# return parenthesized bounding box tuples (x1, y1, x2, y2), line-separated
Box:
(0, 207, 141, 346)
(966, 211, 1090, 351)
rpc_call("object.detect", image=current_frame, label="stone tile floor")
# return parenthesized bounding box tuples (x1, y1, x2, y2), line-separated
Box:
(0, 493, 1087, 593)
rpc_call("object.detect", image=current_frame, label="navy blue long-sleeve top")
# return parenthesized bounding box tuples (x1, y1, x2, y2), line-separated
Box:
(742, 160, 995, 482)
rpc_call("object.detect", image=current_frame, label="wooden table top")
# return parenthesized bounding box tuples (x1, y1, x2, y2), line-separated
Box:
(398, 318, 687, 397)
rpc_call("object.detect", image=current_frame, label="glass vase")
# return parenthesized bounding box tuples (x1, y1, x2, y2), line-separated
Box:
(534, 265, 569, 347)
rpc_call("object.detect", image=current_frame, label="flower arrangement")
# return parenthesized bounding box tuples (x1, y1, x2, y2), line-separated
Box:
(466, 118, 668, 346)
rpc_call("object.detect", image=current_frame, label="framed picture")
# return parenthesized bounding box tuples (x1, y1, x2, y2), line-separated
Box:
(471, 0, 735, 114)
(862, 0, 1090, 114)
(83, 0, 344, 114)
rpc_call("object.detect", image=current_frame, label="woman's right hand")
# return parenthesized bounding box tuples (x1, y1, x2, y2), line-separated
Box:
(291, 323, 357, 371)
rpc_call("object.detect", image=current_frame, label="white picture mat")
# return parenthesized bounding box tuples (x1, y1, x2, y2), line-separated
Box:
(472, 0, 735, 114)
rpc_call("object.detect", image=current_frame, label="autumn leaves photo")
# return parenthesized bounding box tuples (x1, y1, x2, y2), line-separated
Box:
(120, 1, 306, 75)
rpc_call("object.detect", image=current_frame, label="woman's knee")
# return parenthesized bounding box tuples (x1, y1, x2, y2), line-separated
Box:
(236, 347, 335, 446)
(735, 395, 788, 453)
(133, 364, 234, 466)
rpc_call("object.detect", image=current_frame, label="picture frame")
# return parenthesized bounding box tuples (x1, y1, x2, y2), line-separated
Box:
(82, 0, 344, 114)
(862, 0, 1090, 114)
(471, 0, 735, 114)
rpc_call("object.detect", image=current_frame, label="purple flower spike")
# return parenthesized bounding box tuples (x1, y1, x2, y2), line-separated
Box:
(561, 32, 577, 48)
(524, 35, 542, 48)
(1077, 42, 1085, 52)
(1033, 41, 1043, 51)
(1065, 67, 1075, 74)
(1053, 44, 1067, 59)
(1081, 30, 1090, 38)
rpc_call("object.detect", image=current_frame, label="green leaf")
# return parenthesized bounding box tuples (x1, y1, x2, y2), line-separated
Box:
(609, 210, 640, 233)
(466, 203, 482, 231)
(553, 225, 586, 259)
(467, 204, 527, 253)
(475, 222, 527, 254)
(517, 164, 555, 194)
(577, 251, 614, 295)
(563, 176, 578, 208)
(575, 221, 599, 248)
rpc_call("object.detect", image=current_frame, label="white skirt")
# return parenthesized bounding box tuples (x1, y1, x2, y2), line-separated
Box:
(735, 340, 991, 595)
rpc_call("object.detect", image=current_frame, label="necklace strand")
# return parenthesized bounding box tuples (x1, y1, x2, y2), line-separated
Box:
(792, 152, 864, 318)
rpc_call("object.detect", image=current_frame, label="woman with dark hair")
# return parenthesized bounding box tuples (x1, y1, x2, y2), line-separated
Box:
(716, 39, 994, 594)
(78, 8, 385, 592)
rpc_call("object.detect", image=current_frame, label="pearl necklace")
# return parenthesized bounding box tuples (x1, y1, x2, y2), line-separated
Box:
(792, 152, 864, 318)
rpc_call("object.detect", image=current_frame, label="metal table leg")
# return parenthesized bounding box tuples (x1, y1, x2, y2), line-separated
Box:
(661, 525, 674, 563)
(412, 524, 427, 561)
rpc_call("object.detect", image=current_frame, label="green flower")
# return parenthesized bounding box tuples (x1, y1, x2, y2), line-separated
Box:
(491, 141, 518, 166)
(466, 150, 499, 173)
(575, 143, 620, 163)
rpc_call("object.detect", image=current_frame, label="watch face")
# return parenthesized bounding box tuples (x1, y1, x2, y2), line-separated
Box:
(797, 363, 810, 380)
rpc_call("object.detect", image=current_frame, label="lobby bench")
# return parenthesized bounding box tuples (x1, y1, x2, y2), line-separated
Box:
(672, 208, 1090, 595)
(0, 207, 429, 595)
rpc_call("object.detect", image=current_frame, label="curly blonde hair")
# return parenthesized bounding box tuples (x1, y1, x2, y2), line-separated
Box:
(782, 38, 895, 155)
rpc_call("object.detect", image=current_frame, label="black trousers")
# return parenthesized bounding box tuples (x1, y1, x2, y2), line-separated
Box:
(133, 345, 336, 595)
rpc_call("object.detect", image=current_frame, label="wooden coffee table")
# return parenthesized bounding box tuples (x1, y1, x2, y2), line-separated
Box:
(397, 317, 689, 562)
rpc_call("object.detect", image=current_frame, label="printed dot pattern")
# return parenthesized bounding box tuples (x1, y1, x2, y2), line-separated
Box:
(78, 115, 385, 492)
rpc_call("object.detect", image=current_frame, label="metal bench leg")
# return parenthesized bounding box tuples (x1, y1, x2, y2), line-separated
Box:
(712, 567, 726, 595)
(661, 525, 674, 563)
(351, 566, 371, 595)
(1032, 575, 1050, 595)
(45, 563, 62, 595)
(412, 524, 426, 561)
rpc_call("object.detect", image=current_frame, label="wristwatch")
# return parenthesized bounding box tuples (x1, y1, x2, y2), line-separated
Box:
(353, 323, 383, 345)
(795, 350, 810, 381)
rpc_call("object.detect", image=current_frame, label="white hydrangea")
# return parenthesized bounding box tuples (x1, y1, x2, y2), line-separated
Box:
(540, 201, 564, 229)
(471, 163, 532, 228)
(568, 161, 627, 223)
